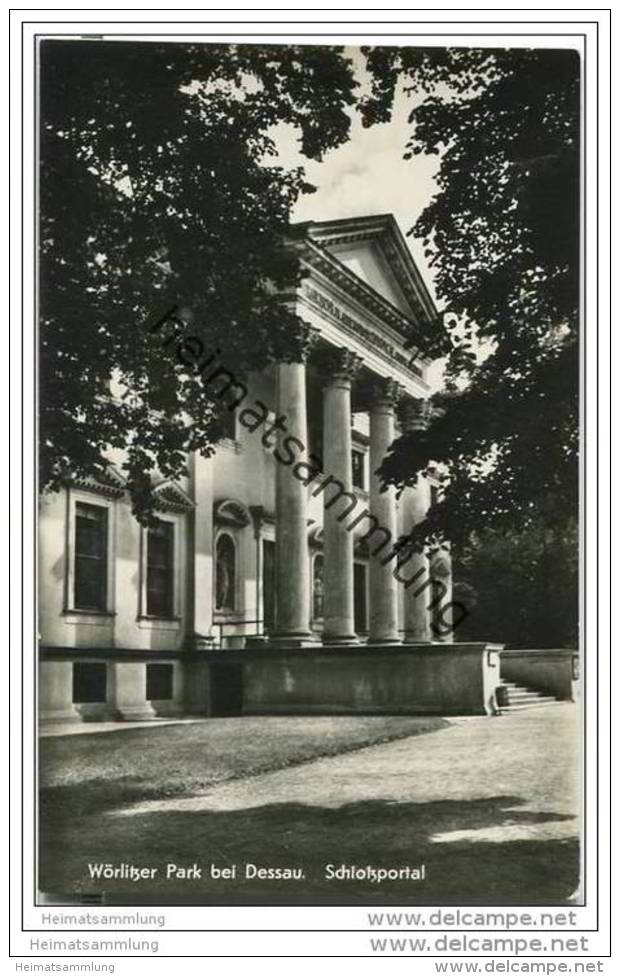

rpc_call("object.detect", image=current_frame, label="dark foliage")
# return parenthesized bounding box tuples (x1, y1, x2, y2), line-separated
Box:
(40, 40, 357, 518)
(453, 520, 578, 647)
(361, 47, 580, 550)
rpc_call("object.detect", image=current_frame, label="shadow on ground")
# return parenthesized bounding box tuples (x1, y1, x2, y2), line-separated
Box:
(40, 790, 579, 906)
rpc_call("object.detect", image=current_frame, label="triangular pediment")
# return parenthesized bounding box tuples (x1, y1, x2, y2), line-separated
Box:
(153, 479, 195, 513)
(67, 464, 127, 498)
(329, 240, 412, 313)
(301, 214, 437, 327)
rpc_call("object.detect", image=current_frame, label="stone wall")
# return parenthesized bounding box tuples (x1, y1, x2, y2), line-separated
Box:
(500, 648, 578, 701)
(240, 642, 503, 716)
(39, 642, 503, 723)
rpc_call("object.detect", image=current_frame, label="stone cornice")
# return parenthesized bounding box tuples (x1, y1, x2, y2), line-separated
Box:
(301, 239, 427, 344)
(351, 428, 370, 448)
(299, 284, 428, 387)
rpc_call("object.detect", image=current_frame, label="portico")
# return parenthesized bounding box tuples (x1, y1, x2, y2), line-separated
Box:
(269, 214, 452, 648)
(38, 213, 476, 725)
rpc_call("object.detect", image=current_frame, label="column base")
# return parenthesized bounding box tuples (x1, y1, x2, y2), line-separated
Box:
(149, 700, 185, 718)
(108, 662, 157, 722)
(244, 635, 270, 647)
(75, 703, 118, 723)
(269, 632, 320, 648)
(115, 704, 158, 722)
(322, 634, 361, 646)
(39, 706, 80, 725)
(185, 633, 216, 651)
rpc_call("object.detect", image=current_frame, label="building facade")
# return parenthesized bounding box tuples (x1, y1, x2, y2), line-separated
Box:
(39, 214, 456, 723)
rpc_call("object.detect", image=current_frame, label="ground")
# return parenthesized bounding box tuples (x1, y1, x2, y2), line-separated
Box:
(39, 706, 579, 906)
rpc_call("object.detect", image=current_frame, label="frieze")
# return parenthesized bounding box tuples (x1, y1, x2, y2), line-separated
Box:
(302, 285, 423, 378)
(304, 247, 417, 339)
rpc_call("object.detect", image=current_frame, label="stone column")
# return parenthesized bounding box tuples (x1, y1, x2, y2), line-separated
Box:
(398, 399, 433, 643)
(246, 505, 269, 646)
(182, 451, 214, 715)
(368, 378, 403, 644)
(321, 348, 363, 644)
(186, 452, 215, 651)
(272, 361, 313, 644)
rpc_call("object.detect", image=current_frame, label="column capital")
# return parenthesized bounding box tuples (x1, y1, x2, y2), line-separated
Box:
(398, 397, 432, 432)
(399, 398, 445, 431)
(317, 345, 364, 384)
(367, 375, 405, 410)
(297, 325, 322, 362)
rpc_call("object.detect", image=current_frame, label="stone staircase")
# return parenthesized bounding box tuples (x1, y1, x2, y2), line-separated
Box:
(496, 679, 560, 711)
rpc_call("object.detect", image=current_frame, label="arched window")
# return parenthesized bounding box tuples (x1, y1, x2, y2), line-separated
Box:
(312, 554, 324, 622)
(215, 533, 236, 612)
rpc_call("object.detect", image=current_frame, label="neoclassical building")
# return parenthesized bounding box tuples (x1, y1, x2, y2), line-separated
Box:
(39, 214, 464, 723)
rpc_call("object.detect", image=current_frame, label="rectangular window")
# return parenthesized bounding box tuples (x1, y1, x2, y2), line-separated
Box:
(220, 408, 237, 442)
(354, 562, 368, 633)
(146, 664, 174, 701)
(74, 502, 108, 611)
(146, 520, 174, 617)
(262, 539, 276, 633)
(352, 449, 366, 490)
(73, 662, 107, 703)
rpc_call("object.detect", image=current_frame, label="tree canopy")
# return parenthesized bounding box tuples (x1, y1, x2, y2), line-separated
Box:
(452, 519, 579, 648)
(361, 47, 580, 549)
(41, 41, 581, 546)
(40, 40, 357, 518)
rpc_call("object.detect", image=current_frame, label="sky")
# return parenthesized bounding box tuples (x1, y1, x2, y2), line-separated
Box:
(271, 45, 442, 305)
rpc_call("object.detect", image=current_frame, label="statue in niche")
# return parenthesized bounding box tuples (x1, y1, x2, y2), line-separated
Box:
(313, 554, 324, 621)
(215, 534, 236, 611)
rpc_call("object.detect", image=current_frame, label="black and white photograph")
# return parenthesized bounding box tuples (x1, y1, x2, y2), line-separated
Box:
(34, 32, 585, 914)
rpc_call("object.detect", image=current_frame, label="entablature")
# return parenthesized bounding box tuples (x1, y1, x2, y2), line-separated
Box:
(298, 274, 430, 400)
